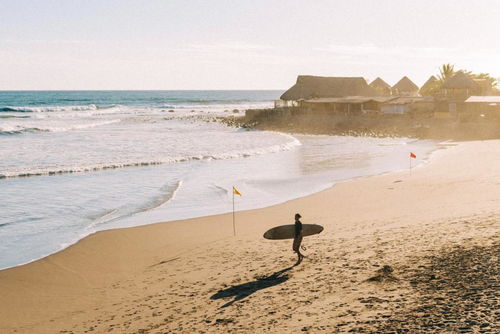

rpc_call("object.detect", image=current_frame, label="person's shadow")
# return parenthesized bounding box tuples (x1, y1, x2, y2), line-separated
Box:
(210, 266, 293, 308)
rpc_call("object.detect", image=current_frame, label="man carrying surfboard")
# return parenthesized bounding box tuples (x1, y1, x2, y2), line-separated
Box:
(293, 213, 304, 265)
(263, 215, 322, 265)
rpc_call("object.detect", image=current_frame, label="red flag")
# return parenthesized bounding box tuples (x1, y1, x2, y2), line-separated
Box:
(410, 152, 416, 159)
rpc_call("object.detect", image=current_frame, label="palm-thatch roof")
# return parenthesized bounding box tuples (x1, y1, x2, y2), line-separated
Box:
(370, 77, 391, 89)
(280, 75, 377, 101)
(369, 77, 392, 96)
(392, 76, 419, 93)
(441, 71, 479, 89)
(419, 75, 438, 93)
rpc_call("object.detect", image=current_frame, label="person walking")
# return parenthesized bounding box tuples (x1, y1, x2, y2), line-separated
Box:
(292, 213, 304, 265)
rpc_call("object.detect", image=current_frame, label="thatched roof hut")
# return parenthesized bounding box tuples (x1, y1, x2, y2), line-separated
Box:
(369, 77, 392, 96)
(280, 75, 376, 101)
(420, 75, 437, 91)
(442, 71, 479, 89)
(392, 76, 419, 95)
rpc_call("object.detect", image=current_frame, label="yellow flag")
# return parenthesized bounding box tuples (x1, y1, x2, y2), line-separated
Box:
(233, 186, 242, 196)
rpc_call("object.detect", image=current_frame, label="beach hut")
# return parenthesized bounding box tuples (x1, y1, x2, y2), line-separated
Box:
(439, 71, 491, 115)
(369, 77, 392, 96)
(392, 76, 419, 96)
(280, 76, 377, 103)
(419, 75, 439, 96)
(441, 71, 481, 99)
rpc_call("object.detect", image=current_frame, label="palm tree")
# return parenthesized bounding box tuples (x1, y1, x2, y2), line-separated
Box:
(438, 63, 455, 82)
(463, 70, 498, 88)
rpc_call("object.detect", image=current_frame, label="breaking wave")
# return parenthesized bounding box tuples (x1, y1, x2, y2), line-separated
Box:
(1, 134, 301, 178)
(0, 127, 50, 135)
(85, 180, 183, 230)
(0, 119, 121, 135)
(141, 180, 183, 212)
(0, 105, 100, 113)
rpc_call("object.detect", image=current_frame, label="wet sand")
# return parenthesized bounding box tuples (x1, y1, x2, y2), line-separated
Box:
(1, 140, 499, 333)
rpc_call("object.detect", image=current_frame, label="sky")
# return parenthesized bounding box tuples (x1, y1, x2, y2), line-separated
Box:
(1, 0, 500, 90)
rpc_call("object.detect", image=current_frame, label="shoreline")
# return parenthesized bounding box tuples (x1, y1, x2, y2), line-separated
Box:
(1, 139, 499, 333)
(0, 145, 430, 272)
(0, 129, 435, 271)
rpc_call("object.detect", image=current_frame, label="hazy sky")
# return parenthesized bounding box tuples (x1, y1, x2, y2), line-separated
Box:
(1, 0, 500, 90)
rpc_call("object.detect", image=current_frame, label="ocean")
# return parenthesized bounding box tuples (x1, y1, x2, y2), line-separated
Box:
(0, 91, 436, 269)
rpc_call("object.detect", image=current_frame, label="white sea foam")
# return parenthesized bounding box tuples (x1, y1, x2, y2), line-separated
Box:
(1, 104, 98, 113)
(142, 180, 183, 212)
(0, 119, 121, 134)
(0, 132, 301, 178)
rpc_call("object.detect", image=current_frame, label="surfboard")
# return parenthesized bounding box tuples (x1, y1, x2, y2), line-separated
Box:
(263, 224, 323, 240)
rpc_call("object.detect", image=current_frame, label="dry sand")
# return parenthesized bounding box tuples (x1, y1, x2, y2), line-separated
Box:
(1, 140, 499, 333)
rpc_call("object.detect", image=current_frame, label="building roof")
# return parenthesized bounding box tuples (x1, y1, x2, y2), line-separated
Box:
(419, 75, 438, 93)
(280, 75, 377, 101)
(304, 96, 394, 104)
(370, 77, 391, 89)
(392, 76, 419, 92)
(465, 96, 500, 103)
(441, 71, 479, 89)
(369, 77, 392, 96)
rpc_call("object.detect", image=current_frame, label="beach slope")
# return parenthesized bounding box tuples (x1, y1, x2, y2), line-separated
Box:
(1, 140, 499, 333)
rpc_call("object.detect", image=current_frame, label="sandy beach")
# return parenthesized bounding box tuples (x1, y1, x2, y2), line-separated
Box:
(1, 139, 499, 334)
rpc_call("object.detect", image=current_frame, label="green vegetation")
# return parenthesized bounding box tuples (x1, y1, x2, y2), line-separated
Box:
(463, 70, 498, 92)
(420, 63, 499, 96)
(438, 63, 456, 82)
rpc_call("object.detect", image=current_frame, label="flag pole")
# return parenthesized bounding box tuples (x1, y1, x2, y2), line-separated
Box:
(410, 155, 412, 176)
(232, 187, 236, 236)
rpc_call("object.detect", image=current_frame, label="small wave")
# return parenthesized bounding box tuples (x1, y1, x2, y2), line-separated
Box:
(96, 104, 117, 110)
(0, 119, 120, 135)
(0, 105, 98, 113)
(141, 180, 183, 212)
(0, 107, 28, 112)
(0, 115, 30, 119)
(1, 134, 301, 179)
(47, 119, 121, 132)
(87, 208, 119, 222)
(0, 127, 50, 135)
(85, 208, 120, 230)
(85, 180, 182, 230)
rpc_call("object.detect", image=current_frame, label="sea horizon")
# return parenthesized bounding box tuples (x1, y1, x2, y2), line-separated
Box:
(0, 89, 286, 92)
